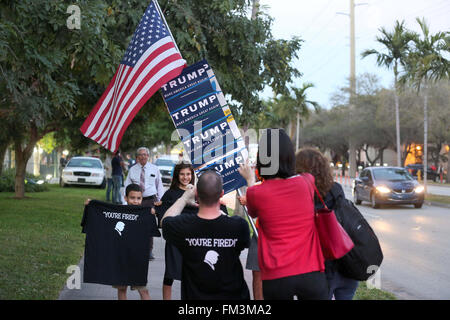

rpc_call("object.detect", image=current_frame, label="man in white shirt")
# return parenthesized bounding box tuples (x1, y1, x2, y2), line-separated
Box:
(124, 147, 165, 260)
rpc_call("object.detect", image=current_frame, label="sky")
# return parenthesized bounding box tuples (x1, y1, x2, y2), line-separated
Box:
(258, 0, 450, 109)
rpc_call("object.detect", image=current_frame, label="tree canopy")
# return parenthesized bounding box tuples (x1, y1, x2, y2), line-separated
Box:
(0, 0, 303, 197)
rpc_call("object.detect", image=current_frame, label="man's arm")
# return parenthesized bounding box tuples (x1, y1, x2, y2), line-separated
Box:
(161, 185, 197, 224)
(123, 166, 132, 189)
(154, 168, 165, 201)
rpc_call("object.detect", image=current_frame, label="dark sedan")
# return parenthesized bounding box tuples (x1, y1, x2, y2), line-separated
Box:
(353, 167, 424, 209)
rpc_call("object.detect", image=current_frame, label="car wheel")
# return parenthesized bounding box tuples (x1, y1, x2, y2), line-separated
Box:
(371, 193, 380, 209)
(414, 203, 423, 209)
(354, 189, 362, 205)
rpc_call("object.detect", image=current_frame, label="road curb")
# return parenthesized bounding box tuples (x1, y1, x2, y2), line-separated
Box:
(424, 201, 450, 209)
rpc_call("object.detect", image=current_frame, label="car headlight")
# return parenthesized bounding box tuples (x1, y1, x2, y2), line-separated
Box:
(91, 173, 101, 177)
(376, 186, 391, 193)
(63, 171, 73, 176)
(414, 185, 425, 193)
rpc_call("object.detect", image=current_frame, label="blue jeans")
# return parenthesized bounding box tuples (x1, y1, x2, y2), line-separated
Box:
(112, 175, 122, 204)
(327, 269, 359, 300)
(105, 178, 113, 202)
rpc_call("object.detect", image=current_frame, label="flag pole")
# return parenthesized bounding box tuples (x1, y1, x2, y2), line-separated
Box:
(154, 0, 183, 59)
(237, 188, 258, 238)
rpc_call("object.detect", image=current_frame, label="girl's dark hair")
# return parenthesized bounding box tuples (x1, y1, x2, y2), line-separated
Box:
(256, 128, 296, 180)
(295, 148, 334, 197)
(170, 161, 195, 190)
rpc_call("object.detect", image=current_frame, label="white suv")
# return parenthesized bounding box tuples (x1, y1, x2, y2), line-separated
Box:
(60, 156, 106, 188)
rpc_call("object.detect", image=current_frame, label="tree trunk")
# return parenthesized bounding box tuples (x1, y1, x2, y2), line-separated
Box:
(296, 113, 300, 152)
(394, 70, 402, 167)
(251, 0, 260, 19)
(423, 88, 428, 192)
(379, 148, 385, 166)
(447, 149, 450, 183)
(0, 142, 10, 176)
(13, 124, 40, 198)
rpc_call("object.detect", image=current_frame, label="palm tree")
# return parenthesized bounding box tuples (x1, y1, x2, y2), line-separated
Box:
(291, 83, 319, 151)
(362, 20, 416, 167)
(401, 18, 449, 192)
(265, 83, 318, 151)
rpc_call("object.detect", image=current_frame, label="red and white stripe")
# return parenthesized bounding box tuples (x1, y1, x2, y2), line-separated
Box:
(80, 36, 186, 152)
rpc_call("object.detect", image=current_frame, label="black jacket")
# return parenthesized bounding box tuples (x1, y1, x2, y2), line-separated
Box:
(314, 182, 346, 275)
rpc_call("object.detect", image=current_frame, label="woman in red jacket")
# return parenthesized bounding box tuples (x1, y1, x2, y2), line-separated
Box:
(238, 129, 328, 300)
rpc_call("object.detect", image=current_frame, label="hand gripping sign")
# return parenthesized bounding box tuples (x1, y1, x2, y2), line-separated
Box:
(161, 60, 247, 195)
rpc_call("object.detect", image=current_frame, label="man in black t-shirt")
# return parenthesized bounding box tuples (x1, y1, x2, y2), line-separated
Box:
(161, 170, 250, 300)
(111, 151, 125, 204)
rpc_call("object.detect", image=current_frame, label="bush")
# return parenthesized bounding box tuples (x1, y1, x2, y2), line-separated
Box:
(0, 169, 49, 193)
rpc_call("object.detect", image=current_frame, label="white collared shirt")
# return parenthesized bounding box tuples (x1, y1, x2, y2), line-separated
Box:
(124, 162, 164, 200)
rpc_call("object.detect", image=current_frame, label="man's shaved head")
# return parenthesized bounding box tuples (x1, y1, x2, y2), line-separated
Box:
(197, 170, 223, 207)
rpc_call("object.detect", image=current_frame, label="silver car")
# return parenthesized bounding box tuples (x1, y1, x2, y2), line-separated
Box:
(154, 156, 179, 186)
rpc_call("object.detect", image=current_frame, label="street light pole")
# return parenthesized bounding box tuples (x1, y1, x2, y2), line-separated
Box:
(337, 1, 368, 179)
(348, 0, 357, 179)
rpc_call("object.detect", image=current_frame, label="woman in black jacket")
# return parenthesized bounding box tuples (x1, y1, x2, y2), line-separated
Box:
(295, 148, 359, 300)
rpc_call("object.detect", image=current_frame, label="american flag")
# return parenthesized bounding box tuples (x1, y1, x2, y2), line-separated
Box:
(80, 0, 186, 152)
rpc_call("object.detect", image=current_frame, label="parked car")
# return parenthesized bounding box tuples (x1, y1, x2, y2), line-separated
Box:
(405, 164, 439, 182)
(154, 155, 179, 185)
(60, 156, 106, 188)
(353, 166, 424, 209)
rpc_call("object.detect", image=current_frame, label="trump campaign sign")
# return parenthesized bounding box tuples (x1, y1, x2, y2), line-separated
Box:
(161, 60, 247, 194)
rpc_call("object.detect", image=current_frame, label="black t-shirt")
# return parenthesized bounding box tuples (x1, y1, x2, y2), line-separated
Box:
(111, 155, 123, 176)
(162, 214, 250, 300)
(81, 200, 160, 286)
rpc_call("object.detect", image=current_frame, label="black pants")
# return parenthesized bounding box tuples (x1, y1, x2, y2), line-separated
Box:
(262, 271, 329, 300)
(142, 197, 156, 252)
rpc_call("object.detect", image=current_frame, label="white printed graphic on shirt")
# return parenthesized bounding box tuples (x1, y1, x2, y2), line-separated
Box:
(204, 250, 219, 270)
(115, 221, 125, 236)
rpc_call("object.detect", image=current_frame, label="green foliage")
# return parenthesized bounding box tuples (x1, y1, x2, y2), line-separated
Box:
(401, 18, 450, 90)
(158, 0, 302, 126)
(0, 169, 49, 193)
(361, 20, 416, 85)
(52, 0, 303, 153)
(1, 0, 302, 196)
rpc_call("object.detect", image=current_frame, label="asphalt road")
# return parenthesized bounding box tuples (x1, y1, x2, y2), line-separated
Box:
(343, 187, 450, 300)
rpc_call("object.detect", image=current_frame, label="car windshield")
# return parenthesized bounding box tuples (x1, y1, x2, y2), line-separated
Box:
(67, 158, 102, 169)
(373, 168, 414, 181)
(155, 159, 176, 167)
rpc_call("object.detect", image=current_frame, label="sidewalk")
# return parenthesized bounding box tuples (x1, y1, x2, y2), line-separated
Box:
(58, 236, 254, 300)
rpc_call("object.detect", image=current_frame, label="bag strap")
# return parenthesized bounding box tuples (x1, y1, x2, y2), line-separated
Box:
(304, 174, 329, 210)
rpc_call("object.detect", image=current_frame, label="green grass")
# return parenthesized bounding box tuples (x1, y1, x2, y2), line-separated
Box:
(0, 185, 105, 299)
(354, 282, 396, 300)
(425, 194, 450, 205)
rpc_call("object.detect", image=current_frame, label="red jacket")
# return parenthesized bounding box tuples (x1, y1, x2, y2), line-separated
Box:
(246, 174, 324, 280)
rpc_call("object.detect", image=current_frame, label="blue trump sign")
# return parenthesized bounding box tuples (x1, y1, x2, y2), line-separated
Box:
(161, 60, 247, 194)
